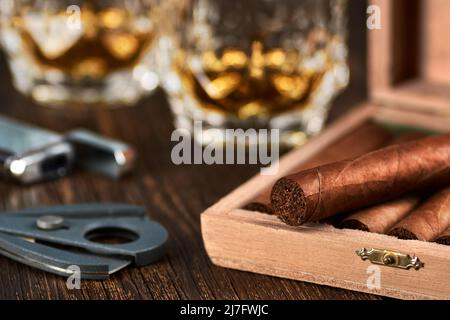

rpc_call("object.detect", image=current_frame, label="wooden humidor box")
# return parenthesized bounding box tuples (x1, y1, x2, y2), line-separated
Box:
(200, 0, 450, 299)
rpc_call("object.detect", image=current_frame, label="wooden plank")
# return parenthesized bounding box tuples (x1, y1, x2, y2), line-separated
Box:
(421, 0, 450, 85)
(369, 0, 450, 117)
(373, 80, 450, 116)
(202, 209, 450, 300)
(374, 99, 450, 132)
(368, 0, 394, 94)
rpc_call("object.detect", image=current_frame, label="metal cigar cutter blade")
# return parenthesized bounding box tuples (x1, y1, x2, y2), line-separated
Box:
(0, 115, 136, 184)
(0, 203, 168, 279)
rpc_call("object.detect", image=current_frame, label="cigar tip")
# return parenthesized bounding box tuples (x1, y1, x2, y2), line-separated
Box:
(388, 227, 419, 240)
(436, 237, 450, 246)
(271, 178, 307, 226)
(338, 219, 370, 232)
(243, 202, 273, 215)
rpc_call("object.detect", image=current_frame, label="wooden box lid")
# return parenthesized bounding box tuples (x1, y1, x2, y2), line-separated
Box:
(369, 0, 450, 116)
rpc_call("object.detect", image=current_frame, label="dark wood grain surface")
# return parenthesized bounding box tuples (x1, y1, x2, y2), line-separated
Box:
(0, 1, 380, 300)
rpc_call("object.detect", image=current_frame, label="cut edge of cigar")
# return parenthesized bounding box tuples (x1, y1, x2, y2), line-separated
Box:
(388, 227, 419, 240)
(243, 188, 273, 214)
(436, 235, 450, 246)
(388, 187, 450, 241)
(338, 219, 370, 232)
(338, 196, 420, 233)
(243, 202, 273, 215)
(435, 228, 450, 246)
(270, 177, 307, 226)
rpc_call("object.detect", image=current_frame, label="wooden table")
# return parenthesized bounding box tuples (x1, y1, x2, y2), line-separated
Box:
(0, 1, 380, 300)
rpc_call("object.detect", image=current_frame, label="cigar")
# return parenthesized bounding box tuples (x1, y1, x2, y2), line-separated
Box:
(339, 196, 420, 233)
(337, 134, 427, 230)
(436, 227, 450, 245)
(243, 122, 393, 214)
(243, 189, 273, 214)
(271, 134, 450, 226)
(389, 187, 450, 241)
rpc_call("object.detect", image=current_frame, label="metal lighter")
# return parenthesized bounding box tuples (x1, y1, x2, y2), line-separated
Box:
(0, 116, 136, 184)
(0, 116, 74, 184)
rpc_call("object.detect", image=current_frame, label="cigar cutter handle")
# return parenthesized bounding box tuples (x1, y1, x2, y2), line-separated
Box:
(0, 203, 168, 274)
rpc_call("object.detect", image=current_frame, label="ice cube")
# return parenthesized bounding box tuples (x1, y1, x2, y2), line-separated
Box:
(23, 12, 84, 59)
(99, 7, 127, 29)
(221, 49, 247, 69)
(271, 74, 309, 100)
(191, 56, 241, 100)
(101, 32, 139, 60)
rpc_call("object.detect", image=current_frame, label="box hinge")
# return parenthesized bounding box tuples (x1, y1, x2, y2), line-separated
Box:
(356, 248, 424, 270)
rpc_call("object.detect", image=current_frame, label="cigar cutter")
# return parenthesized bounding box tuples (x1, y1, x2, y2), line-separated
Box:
(0, 203, 168, 279)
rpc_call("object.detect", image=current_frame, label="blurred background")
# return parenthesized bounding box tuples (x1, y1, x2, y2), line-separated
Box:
(0, 0, 370, 208)
(0, 0, 367, 146)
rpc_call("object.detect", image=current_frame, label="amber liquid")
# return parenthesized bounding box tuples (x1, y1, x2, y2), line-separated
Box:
(11, 5, 155, 80)
(177, 41, 331, 119)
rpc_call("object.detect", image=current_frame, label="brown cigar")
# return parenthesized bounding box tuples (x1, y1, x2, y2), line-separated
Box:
(389, 187, 450, 241)
(436, 227, 450, 245)
(330, 133, 427, 227)
(339, 196, 420, 233)
(271, 134, 450, 226)
(243, 122, 393, 214)
(243, 189, 273, 214)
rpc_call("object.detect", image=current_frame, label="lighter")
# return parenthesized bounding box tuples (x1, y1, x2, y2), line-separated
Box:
(0, 116, 74, 184)
(0, 116, 136, 184)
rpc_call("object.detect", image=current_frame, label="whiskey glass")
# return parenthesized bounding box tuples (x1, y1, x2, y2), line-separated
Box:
(162, 0, 349, 146)
(0, 0, 165, 107)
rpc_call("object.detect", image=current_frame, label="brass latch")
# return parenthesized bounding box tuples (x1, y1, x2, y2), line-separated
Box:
(356, 248, 424, 270)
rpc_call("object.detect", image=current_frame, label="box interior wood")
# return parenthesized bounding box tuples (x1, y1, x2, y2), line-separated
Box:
(369, 0, 450, 115)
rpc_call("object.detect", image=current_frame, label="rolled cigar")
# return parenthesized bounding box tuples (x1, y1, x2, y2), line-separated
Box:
(389, 187, 450, 241)
(271, 134, 450, 226)
(243, 122, 393, 214)
(436, 227, 450, 245)
(339, 196, 420, 233)
(243, 189, 273, 214)
(337, 134, 428, 229)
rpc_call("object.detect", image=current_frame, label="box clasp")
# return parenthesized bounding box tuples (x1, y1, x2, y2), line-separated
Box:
(356, 248, 424, 270)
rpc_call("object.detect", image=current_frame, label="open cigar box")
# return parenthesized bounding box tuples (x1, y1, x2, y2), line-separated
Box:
(200, 0, 450, 300)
